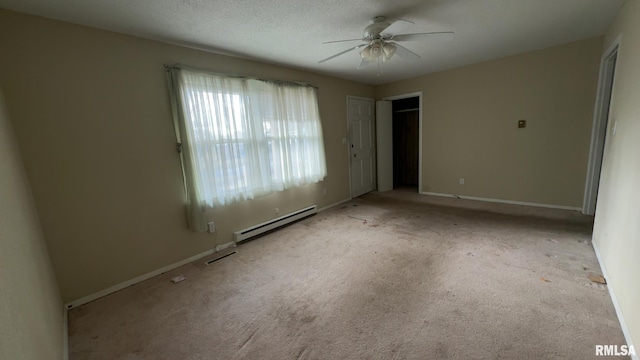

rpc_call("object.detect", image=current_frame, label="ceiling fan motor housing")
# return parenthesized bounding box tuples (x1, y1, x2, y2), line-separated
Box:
(363, 16, 391, 40)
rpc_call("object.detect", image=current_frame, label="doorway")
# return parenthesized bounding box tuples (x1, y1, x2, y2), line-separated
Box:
(376, 92, 423, 193)
(583, 41, 619, 215)
(392, 97, 420, 190)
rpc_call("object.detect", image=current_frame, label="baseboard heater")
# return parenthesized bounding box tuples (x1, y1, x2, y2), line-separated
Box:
(233, 205, 317, 243)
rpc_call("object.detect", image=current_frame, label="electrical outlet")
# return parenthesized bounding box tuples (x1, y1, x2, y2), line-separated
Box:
(274, 208, 280, 215)
(459, 178, 465, 185)
(207, 221, 216, 233)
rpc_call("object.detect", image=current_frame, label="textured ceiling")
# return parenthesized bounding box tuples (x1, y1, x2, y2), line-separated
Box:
(0, 0, 624, 85)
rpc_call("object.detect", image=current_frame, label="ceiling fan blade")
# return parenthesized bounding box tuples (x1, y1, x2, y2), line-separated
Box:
(393, 31, 455, 42)
(393, 43, 420, 61)
(380, 19, 414, 37)
(356, 58, 369, 69)
(322, 38, 364, 44)
(318, 44, 366, 64)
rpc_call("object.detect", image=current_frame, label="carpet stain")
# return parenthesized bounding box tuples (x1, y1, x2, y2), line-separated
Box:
(238, 326, 260, 350)
(200, 294, 209, 305)
(296, 346, 313, 360)
(300, 315, 317, 324)
(435, 341, 449, 358)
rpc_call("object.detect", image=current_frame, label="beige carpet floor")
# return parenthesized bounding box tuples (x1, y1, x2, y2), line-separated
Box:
(68, 190, 627, 359)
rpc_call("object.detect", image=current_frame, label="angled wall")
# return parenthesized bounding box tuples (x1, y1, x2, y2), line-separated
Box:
(592, 0, 640, 352)
(0, 89, 64, 359)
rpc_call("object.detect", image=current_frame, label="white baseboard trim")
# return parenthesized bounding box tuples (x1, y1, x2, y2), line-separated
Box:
(420, 192, 582, 211)
(65, 248, 215, 310)
(318, 198, 352, 213)
(592, 241, 638, 360)
(63, 307, 68, 360)
(215, 241, 236, 252)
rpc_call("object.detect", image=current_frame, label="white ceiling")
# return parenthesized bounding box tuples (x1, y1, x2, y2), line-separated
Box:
(0, 0, 624, 85)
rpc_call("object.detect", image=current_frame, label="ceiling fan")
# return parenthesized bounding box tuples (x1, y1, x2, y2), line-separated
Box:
(319, 16, 454, 71)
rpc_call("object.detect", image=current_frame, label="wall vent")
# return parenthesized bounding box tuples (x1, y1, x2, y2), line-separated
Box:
(205, 251, 237, 265)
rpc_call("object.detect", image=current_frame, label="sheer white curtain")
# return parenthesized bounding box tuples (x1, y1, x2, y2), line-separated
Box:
(168, 67, 327, 232)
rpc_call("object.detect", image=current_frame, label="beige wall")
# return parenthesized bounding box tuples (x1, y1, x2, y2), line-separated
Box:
(376, 37, 602, 208)
(0, 88, 64, 358)
(0, 10, 374, 302)
(593, 0, 640, 350)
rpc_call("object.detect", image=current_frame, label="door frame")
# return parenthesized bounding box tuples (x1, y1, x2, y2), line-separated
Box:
(346, 95, 376, 199)
(382, 92, 423, 192)
(582, 36, 620, 215)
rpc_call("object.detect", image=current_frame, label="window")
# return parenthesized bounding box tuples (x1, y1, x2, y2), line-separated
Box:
(167, 67, 327, 231)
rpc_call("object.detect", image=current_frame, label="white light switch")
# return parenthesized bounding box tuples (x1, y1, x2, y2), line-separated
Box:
(207, 221, 216, 233)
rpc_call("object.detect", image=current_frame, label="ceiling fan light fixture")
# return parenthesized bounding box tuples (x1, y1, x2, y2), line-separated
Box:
(382, 42, 397, 62)
(360, 43, 383, 61)
(369, 42, 383, 59)
(360, 45, 372, 60)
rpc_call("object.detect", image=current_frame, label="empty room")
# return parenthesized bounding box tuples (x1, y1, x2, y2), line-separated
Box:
(1, 0, 639, 359)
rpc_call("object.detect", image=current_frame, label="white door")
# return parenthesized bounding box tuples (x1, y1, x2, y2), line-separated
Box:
(583, 46, 618, 215)
(376, 101, 393, 192)
(348, 97, 375, 198)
